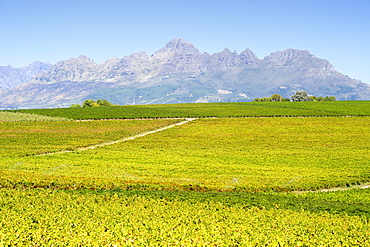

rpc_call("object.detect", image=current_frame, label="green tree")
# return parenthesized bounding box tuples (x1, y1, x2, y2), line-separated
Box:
(271, 94, 284, 102)
(82, 99, 114, 107)
(254, 94, 290, 102)
(291, 91, 311, 102)
(316, 96, 324, 101)
(96, 99, 114, 106)
(254, 96, 270, 102)
(70, 104, 82, 108)
(309, 96, 317, 101)
(83, 99, 96, 107)
(324, 96, 336, 101)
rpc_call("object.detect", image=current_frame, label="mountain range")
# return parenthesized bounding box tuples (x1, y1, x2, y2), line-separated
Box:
(0, 61, 51, 90)
(1, 38, 369, 109)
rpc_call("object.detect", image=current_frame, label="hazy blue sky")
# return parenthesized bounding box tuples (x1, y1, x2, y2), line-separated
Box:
(1, 0, 369, 83)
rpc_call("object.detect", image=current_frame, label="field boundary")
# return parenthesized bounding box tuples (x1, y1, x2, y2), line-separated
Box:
(74, 115, 364, 122)
(293, 183, 370, 194)
(36, 118, 197, 156)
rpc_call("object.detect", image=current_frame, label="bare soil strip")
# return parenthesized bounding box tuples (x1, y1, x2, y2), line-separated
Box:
(36, 118, 197, 156)
(293, 183, 370, 194)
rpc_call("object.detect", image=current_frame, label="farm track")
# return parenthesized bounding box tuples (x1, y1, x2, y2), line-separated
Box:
(36, 118, 197, 156)
(293, 183, 370, 194)
(75, 115, 359, 121)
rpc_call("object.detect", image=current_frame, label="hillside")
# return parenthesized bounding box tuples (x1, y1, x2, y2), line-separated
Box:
(1, 39, 369, 109)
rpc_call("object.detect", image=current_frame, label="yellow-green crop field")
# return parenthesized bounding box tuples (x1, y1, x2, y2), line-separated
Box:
(1, 188, 369, 246)
(0, 119, 182, 157)
(0, 111, 70, 122)
(11, 100, 370, 119)
(1, 104, 370, 246)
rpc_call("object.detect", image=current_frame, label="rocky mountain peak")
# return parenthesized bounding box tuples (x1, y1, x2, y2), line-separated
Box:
(208, 48, 260, 69)
(92, 57, 120, 78)
(52, 55, 95, 69)
(35, 55, 96, 82)
(219, 48, 233, 55)
(240, 48, 258, 58)
(154, 38, 200, 57)
(263, 48, 336, 79)
(101, 57, 120, 65)
(264, 49, 313, 64)
(239, 48, 261, 68)
(20, 61, 50, 69)
(0, 61, 52, 89)
(164, 38, 199, 51)
(150, 39, 203, 75)
(127, 51, 150, 61)
(76, 55, 96, 64)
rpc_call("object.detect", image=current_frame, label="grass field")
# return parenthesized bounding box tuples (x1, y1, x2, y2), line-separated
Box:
(1, 102, 370, 245)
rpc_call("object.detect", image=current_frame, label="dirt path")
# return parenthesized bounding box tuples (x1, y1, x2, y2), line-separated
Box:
(36, 118, 197, 156)
(293, 183, 370, 194)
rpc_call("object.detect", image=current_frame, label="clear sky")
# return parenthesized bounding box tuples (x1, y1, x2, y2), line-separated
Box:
(0, 0, 369, 84)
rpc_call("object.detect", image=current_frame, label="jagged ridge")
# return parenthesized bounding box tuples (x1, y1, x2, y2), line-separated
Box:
(0, 61, 52, 89)
(0, 38, 369, 108)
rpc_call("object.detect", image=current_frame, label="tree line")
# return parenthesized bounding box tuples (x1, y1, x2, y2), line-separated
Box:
(254, 91, 336, 102)
(70, 99, 115, 108)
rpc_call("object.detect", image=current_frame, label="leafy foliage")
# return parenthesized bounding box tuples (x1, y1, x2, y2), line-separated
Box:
(81, 99, 115, 107)
(0, 188, 369, 245)
(291, 91, 336, 102)
(254, 94, 289, 102)
(291, 91, 312, 101)
(314, 96, 337, 101)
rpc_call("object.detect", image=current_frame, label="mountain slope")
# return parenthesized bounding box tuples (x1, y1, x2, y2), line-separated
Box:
(0, 39, 369, 108)
(0, 61, 52, 89)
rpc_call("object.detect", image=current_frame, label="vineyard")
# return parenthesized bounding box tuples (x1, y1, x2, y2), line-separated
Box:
(1, 188, 369, 246)
(11, 100, 370, 119)
(0, 111, 69, 122)
(1, 101, 370, 245)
